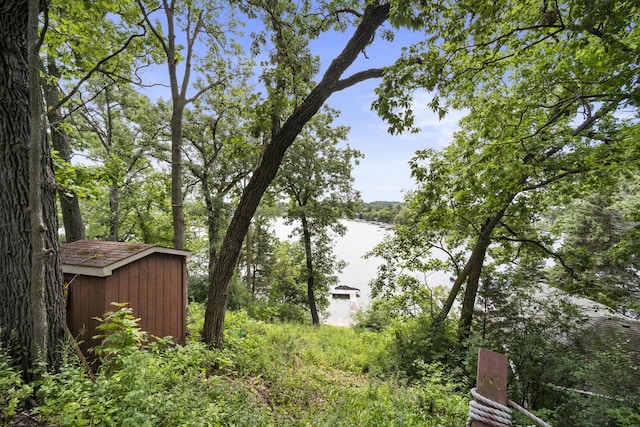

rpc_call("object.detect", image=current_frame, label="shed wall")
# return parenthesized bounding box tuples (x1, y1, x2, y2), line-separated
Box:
(65, 274, 105, 360)
(65, 252, 187, 362)
(104, 253, 186, 342)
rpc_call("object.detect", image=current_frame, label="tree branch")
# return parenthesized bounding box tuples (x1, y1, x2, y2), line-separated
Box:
(333, 68, 384, 92)
(185, 77, 228, 104)
(521, 168, 584, 191)
(48, 30, 146, 113)
(497, 223, 579, 280)
(137, 0, 168, 55)
(585, 26, 632, 53)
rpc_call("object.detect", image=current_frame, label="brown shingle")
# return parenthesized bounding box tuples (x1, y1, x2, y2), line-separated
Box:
(60, 240, 155, 268)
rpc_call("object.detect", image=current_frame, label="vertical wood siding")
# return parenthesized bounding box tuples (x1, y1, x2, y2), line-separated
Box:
(65, 253, 186, 362)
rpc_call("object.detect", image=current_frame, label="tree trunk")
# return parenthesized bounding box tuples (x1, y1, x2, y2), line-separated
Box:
(44, 56, 85, 243)
(439, 230, 492, 323)
(28, 0, 49, 371)
(458, 246, 486, 340)
(108, 185, 119, 241)
(245, 223, 252, 292)
(301, 215, 320, 326)
(205, 190, 224, 285)
(439, 201, 513, 341)
(170, 104, 185, 249)
(164, 1, 185, 251)
(0, 0, 65, 373)
(203, 3, 390, 347)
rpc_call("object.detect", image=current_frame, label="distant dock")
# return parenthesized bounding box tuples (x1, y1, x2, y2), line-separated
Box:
(330, 285, 360, 317)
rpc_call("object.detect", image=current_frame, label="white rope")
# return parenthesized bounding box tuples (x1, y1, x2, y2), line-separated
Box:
(466, 388, 512, 427)
(507, 399, 553, 427)
(466, 388, 553, 427)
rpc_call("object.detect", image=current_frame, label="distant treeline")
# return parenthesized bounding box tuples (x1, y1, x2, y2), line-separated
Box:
(356, 201, 403, 224)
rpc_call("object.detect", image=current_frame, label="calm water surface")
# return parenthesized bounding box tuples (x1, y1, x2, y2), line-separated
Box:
(273, 219, 451, 326)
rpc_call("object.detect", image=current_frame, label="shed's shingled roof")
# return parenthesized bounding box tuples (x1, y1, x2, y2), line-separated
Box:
(60, 240, 155, 268)
(60, 240, 190, 277)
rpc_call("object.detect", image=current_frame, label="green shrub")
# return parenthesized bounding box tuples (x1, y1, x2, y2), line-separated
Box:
(186, 301, 205, 342)
(386, 313, 461, 379)
(0, 345, 32, 421)
(92, 303, 149, 372)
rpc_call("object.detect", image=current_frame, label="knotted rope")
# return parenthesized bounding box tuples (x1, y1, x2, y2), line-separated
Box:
(466, 388, 552, 427)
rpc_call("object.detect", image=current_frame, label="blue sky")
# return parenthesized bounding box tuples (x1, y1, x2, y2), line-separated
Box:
(306, 27, 462, 202)
(326, 82, 463, 202)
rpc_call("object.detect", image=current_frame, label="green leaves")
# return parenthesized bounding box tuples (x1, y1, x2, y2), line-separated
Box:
(277, 110, 362, 235)
(370, 0, 639, 343)
(549, 178, 640, 316)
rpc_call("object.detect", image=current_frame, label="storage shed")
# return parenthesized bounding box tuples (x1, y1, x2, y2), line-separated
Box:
(60, 240, 190, 359)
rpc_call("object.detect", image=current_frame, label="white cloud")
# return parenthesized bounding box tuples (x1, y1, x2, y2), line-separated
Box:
(400, 90, 467, 148)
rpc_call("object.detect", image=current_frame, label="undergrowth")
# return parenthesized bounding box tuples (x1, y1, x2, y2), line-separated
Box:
(1, 304, 468, 426)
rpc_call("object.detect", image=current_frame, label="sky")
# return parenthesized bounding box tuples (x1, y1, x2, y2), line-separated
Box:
(327, 84, 463, 202)
(140, 9, 465, 203)
(298, 23, 464, 203)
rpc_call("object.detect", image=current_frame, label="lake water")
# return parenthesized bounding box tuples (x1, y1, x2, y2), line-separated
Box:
(273, 219, 451, 326)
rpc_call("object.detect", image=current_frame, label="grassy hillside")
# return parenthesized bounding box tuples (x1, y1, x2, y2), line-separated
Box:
(2, 306, 468, 426)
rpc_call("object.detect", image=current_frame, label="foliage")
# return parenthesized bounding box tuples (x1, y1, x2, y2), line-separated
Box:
(369, 0, 640, 343)
(240, 207, 279, 299)
(550, 343, 640, 426)
(390, 312, 462, 380)
(69, 80, 173, 244)
(246, 239, 311, 323)
(27, 306, 468, 426)
(10, 300, 638, 426)
(358, 201, 403, 224)
(202, 0, 392, 346)
(275, 109, 362, 324)
(0, 345, 33, 421)
(91, 303, 149, 372)
(549, 176, 640, 317)
(473, 261, 640, 426)
(355, 298, 462, 380)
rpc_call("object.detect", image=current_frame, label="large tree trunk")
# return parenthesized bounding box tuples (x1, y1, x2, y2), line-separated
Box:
(164, 1, 186, 251)
(245, 223, 252, 292)
(301, 216, 320, 326)
(28, 0, 49, 371)
(170, 104, 185, 249)
(204, 189, 225, 285)
(44, 56, 85, 243)
(203, 3, 390, 347)
(458, 246, 486, 340)
(0, 0, 65, 373)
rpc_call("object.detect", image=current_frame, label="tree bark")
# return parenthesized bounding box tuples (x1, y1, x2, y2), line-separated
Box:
(439, 201, 513, 341)
(108, 185, 120, 241)
(301, 215, 320, 326)
(245, 223, 252, 292)
(170, 103, 185, 249)
(203, 3, 390, 347)
(204, 188, 225, 286)
(458, 245, 486, 340)
(0, 0, 65, 373)
(165, 0, 185, 250)
(28, 0, 49, 371)
(441, 215, 505, 311)
(44, 56, 85, 243)
(139, 0, 187, 250)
